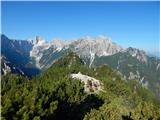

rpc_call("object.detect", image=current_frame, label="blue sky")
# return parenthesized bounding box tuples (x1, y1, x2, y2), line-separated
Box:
(1, 1, 160, 55)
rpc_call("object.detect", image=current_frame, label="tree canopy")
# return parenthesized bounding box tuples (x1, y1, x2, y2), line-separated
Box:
(1, 52, 160, 120)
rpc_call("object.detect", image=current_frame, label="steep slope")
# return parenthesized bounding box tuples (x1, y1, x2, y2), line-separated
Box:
(1, 34, 33, 65)
(1, 55, 25, 75)
(1, 34, 40, 77)
(29, 36, 70, 69)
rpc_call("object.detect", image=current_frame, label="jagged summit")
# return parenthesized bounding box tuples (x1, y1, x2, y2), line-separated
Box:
(27, 35, 123, 69)
(33, 36, 46, 45)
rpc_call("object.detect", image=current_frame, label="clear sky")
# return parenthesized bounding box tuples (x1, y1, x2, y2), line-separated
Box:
(1, 1, 160, 55)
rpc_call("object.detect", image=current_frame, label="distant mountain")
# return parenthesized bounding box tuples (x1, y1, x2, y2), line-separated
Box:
(29, 35, 123, 69)
(1, 34, 160, 99)
(1, 55, 24, 75)
(92, 47, 160, 99)
(1, 34, 40, 77)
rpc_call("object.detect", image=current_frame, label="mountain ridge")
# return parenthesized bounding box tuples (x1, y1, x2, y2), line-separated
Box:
(2, 51, 160, 120)
(1, 34, 160, 99)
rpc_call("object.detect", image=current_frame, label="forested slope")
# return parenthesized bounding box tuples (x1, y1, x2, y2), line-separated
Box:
(1, 52, 160, 120)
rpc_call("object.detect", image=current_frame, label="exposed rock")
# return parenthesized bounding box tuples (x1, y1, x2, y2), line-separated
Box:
(126, 47, 147, 63)
(71, 72, 103, 93)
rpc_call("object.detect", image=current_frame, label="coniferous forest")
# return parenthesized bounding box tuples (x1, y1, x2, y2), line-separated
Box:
(1, 52, 160, 120)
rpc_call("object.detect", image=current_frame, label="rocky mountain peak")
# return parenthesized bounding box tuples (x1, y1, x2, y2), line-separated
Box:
(1, 34, 9, 40)
(51, 39, 67, 51)
(95, 35, 111, 43)
(126, 47, 147, 63)
(32, 36, 46, 45)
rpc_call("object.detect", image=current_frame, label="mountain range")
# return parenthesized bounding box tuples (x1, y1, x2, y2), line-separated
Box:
(1, 34, 160, 99)
(2, 51, 160, 120)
